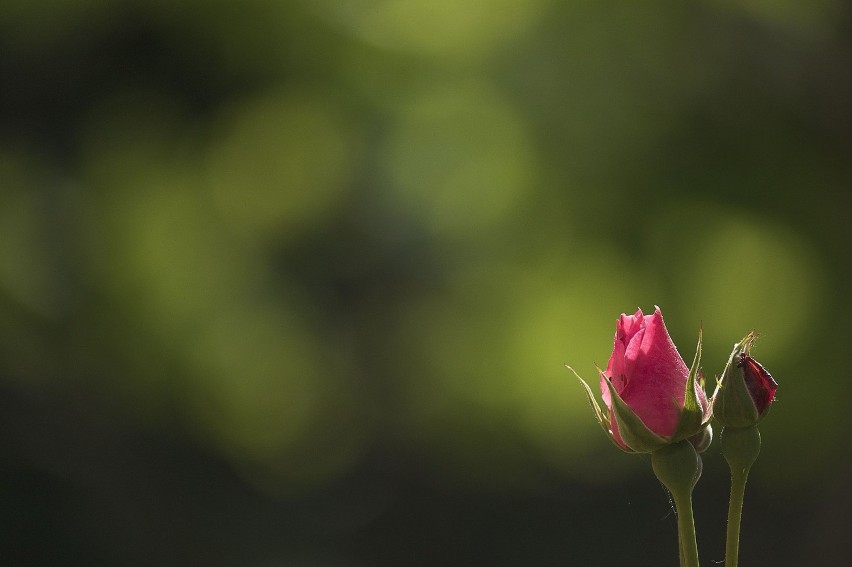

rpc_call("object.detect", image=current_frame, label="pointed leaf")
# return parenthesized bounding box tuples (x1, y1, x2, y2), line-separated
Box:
(672, 328, 705, 441)
(566, 365, 609, 432)
(567, 365, 632, 452)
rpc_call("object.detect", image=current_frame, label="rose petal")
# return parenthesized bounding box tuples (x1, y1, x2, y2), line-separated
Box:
(741, 355, 778, 416)
(618, 307, 689, 437)
(602, 308, 644, 401)
(622, 320, 646, 380)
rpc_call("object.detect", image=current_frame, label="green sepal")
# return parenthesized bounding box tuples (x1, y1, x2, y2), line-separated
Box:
(567, 365, 632, 453)
(712, 333, 760, 428)
(602, 375, 669, 453)
(671, 328, 707, 443)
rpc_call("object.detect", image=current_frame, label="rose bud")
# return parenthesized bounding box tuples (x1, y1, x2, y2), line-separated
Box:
(573, 306, 711, 453)
(712, 333, 778, 428)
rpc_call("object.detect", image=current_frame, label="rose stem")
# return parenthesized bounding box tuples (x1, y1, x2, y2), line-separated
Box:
(671, 487, 700, 567)
(720, 425, 761, 567)
(651, 441, 702, 567)
(725, 466, 749, 567)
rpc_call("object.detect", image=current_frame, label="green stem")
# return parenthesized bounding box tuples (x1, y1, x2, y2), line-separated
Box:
(671, 487, 700, 567)
(720, 425, 761, 567)
(725, 468, 749, 567)
(651, 441, 702, 567)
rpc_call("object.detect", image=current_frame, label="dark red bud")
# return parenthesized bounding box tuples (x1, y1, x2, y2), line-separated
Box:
(737, 353, 778, 416)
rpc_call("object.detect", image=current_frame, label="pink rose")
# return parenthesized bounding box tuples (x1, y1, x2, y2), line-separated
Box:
(600, 306, 709, 451)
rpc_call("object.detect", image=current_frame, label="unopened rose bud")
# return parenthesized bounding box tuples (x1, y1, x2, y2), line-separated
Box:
(712, 335, 778, 429)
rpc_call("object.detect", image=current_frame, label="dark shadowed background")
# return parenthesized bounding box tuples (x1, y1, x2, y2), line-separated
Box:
(1, 1, 850, 565)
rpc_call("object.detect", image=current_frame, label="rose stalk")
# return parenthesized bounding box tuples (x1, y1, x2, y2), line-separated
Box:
(711, 333, 778, 567)
(571, 307, 712, 567)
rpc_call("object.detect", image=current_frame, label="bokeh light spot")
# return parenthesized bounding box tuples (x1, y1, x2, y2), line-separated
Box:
(680, 214, 823, 360)
(380, 81, 534, 237)
(207, 91, 355, 239)
(310, 0, 545, 61)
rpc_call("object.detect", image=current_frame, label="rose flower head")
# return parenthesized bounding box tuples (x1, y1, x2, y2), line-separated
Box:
(573, 306, 711, 453)
(712, 332, 778, 428)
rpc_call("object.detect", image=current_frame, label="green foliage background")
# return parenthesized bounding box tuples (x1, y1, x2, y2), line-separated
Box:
(1, 1, 850, 565)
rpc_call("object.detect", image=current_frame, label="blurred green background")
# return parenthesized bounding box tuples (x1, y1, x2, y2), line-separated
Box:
(1, 0, 850, 565)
